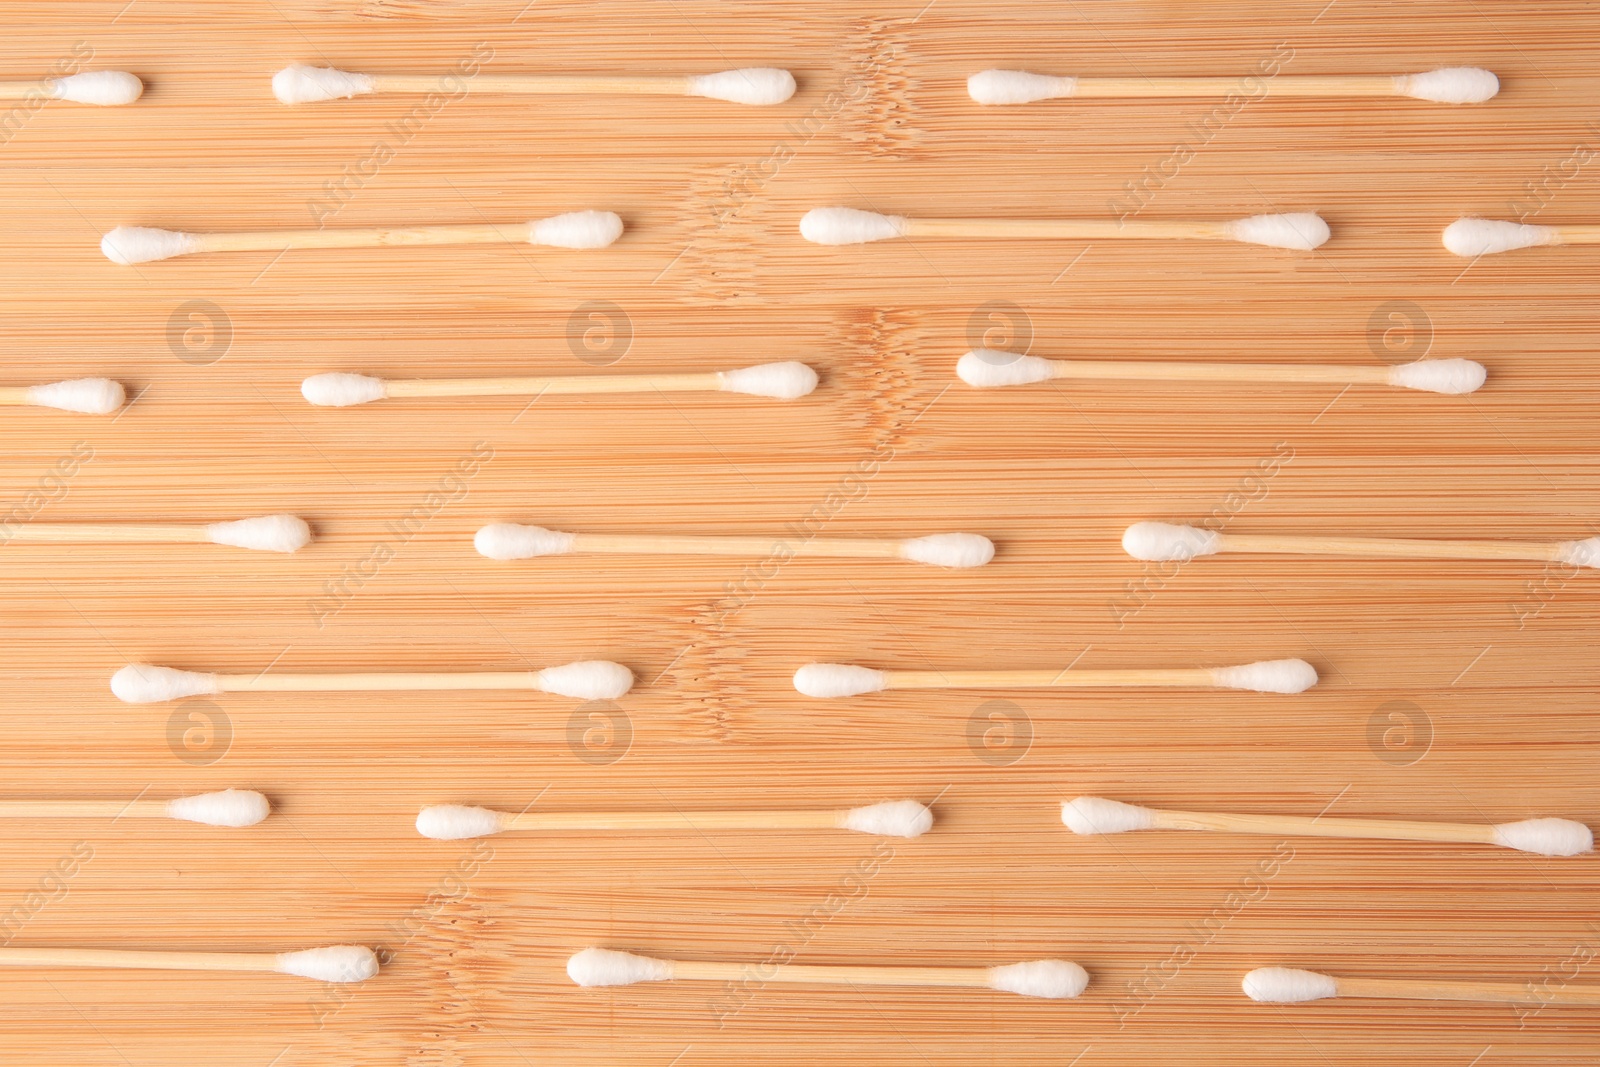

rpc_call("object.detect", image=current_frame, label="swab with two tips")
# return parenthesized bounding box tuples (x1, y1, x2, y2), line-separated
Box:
(801, 207, 1330, 250)
(968, 67, 1498, 105)
(274, 64, 795, 106)
(475, 524, 994, 568)
(417, 800, 933, 840)
(568, 947, 1089, 999)
(794, 659, 1317, 698)
(1062, 796, 1593, 856)
(1123, 521, 1600, 568)
(110, 660, 634, 703)
(303, 362, 819, 407)
(102, 211, 622, 264)
(957, 351, 1486, 395)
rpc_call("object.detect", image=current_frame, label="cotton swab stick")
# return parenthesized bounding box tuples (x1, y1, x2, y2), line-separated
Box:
(0, 515, 310, 553)
(1123, 521, 1600, 569)
(969, 67, 1498, 105)
(475, 524, 994, 568)
(1443, 217, 1600, 257)
(957, 351, 1486, 395)
(1243, 967, 1600, 1007)
(1062, 797, 1594, 857)
(0, 945, 377, 983)
(0, 789, 269, 828)
(416, 799, 933, 840)
(800, 207, 1330, 250)
(0, 71, 144, 106)
(0, 378, 127, 414)
(795, 658, 1316, 698)
(101, 211, 622, 265)
(568, 948, 1089, 999)
(274, 64, 796, 106)
(110, 660, 634, 704)
(302, 362, 818, 407)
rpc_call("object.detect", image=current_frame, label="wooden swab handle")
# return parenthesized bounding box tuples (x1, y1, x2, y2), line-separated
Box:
(1551, 225, 1600, 245)
(369, 74, 695, 96)
(1215, 532, 1565, 562)
(564, 534, 904, 558)
(1334, 976, 1600, 1006)
(903, 218, 1230, 241)
(0, 523, 210, 544)
(0, 948, 274, 973)
(0, 83, 55, 100)
(503, 810, 846, 832)
(1070, 75, 1399, 98)
(217, 672, 539, 693)
(387, 373, 722, 398)
(883, 669, 1216, 689)
(1151, 808, 1495, 846)
(670, 961, 992, 988)
(193, 224, 530, 253)
(0, 800, 170, 819)
(1047, 360, 1392, 386)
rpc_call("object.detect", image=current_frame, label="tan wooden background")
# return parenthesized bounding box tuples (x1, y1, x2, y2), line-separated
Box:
(0, 1, 1594, 1063)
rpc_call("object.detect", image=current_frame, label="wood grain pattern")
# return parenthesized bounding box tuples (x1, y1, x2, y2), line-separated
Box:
(0, 2, 1594, 1064)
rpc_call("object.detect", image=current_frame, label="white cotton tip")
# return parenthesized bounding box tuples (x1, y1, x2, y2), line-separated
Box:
(567, 947, 673, 987)
(272, 64, 375, 105)
(799, 207, 907, 245)
(416, 804, 505, 841)
(530, 211, 623, 249)
(206, 514, 312, 553)
(897, 533, 995, 568)
(1556, 537, 1600, 569)
(1210, 659, 1319, 695)
(50, 71, 144, 106)
(275, 945, 379, 983)
(301, 372, 387, 407)
(967, 70, 1077, 105)
(474, 523, 577, 561)
(535, 660, 634, 700)
(793, 663, 888, 699)
(1443, 218, 1557, 257)
(100, 226, 199, 265)
(986, 960, 1089, 999)
(1490, 818, 1593, 857)
(25, 378, 125, 414)
(957, 351, 1055, 388)
(1225, 213, 1330, 251)
(1121, 521, 1221, 562)
(1061, 796, 1157, 836)
(1242, 967, 1338, 1003)
(687, 67, 796, 106)
(165, 789, 270, 828)
(1396, 67, 1499, 104)
(1387, 359, 1486, 395)
(716, 361, 819, 400)
(839, 800, 933, 838)
(111, 664, 220, 704)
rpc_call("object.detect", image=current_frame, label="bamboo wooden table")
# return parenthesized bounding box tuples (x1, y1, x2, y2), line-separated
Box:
(0, 2, 1594, 1064)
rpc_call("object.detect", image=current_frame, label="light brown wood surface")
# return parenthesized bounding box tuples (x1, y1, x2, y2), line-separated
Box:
(0, 2, 1595, 1064)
